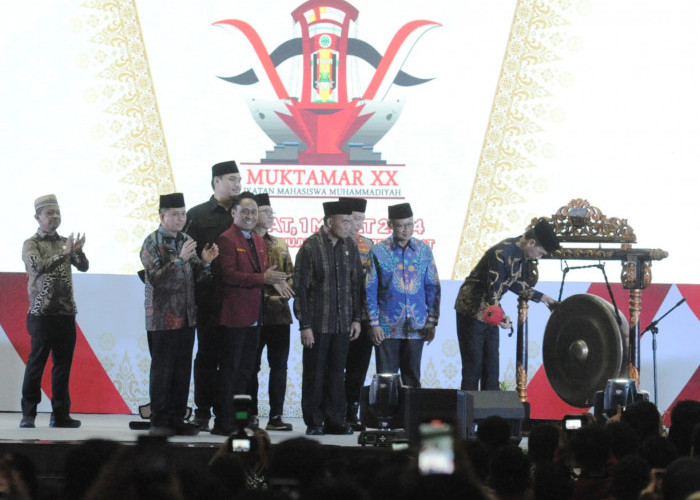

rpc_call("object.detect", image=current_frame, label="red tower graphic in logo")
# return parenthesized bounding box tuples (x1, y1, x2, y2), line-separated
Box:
(215, 0, 440, 165)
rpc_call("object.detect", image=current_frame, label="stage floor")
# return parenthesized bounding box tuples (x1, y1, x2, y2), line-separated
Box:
(0, 412, 363, 448)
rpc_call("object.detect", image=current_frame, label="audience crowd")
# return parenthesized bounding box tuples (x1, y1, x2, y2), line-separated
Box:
(1, 399, 699, 500)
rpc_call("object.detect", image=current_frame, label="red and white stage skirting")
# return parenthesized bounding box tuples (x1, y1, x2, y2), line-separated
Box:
(1, 273, 698, 426)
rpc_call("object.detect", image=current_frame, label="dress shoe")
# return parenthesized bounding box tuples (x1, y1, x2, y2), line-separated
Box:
(305, 426, 325, 436)
(171, 420, 200, 436)
(194, 417, 211, 432)
(49, 415, 81, 428)
(19, 416, 36, 428)
(266, 415, 293, 431)
(149, 425, 175, 437)
(346, 415, 366, 432)
(324, 422, 353, 435)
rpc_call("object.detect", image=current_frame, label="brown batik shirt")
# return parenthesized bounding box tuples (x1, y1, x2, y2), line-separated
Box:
(22, 229, 89, 316)
(140, 225, 212, 331)
(261, 232, 294, 326)
(293, 228, 363, 334)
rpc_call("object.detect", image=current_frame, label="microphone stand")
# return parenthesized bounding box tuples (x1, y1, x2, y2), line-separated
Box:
(642, 297, 686, 406)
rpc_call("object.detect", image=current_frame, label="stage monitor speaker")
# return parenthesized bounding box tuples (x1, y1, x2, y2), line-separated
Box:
(359, 384, 410, 430)
(466, 390, 525, 442)
(404, 388, 472, 446)
(593, 379, 650, 422)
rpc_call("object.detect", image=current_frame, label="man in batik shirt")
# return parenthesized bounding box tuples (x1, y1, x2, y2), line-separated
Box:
(294, 200, 363, 436)
(140, 192, 219, 436)
(454, 218, 559, 391)
(20, 194, 88, 429)
(366, 202, 440, 388)
(247, 192, 296, 431)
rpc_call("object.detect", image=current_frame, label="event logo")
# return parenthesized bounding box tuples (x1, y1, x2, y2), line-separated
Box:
(215, 0, 440, 166)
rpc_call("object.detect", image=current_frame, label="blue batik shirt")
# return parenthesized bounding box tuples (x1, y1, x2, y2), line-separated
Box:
(366, 236, 440, 339)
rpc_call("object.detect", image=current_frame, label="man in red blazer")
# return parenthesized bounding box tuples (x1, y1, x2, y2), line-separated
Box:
(212, 192, 288, 435)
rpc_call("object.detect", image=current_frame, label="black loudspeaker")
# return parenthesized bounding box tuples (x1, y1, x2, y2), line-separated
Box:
(404, 388, 472, 446)
(466, 391, 525, 442)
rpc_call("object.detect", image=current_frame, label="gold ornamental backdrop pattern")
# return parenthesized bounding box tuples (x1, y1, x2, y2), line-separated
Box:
(73, 0, 176, 413)
(77, 0, 175, 277)
(452, 0, 588, 279)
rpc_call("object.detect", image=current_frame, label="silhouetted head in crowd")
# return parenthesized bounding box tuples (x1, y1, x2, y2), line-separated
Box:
(84, 439, 185, 500)
(662, 456, 700, 500)
(476, 415, 512, 453)
(620, 400, 661, 442)
(306, 476, 372, 500)
(639, 435, 678, 469)
(533, 461, 575, 500)
(207, 453, 248, 498)
(668, 399, 700, 456)
(61, 438, 121, 500)
(692, 421, 700, 456)
(368, 451, 415, 500)
(268, 437, 329, 494)
(463, 439, 490, 483)
(0, 452, 37, 500)
(488, 445, 531, 499)
(568, 423, 612, 475)
(405, 473, 489, 500)
(528, 422, 561, 464)
(606, 421, 640, 460)
(609, 454, 651, 500)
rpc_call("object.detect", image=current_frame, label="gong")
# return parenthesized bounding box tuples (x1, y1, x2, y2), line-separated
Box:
(543, 293, 629, 408)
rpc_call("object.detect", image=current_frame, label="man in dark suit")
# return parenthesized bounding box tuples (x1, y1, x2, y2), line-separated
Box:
(212, 192, 287, 435)
(186, 160, 241, 430)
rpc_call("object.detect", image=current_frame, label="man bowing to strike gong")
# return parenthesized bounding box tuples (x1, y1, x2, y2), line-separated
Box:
(454, 218, 560, 391)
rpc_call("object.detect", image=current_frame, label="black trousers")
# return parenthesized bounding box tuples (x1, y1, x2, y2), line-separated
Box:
(301, 331, 350, 427)
(375, 338, 424, 388)
(344, 320, 373, 415)
(193, 324, 223, 420)
(247, 324, 291, 418)
(148, 327, 195, 427)
(215, 325, 260, 430)
(21, 314, 76, 418)
(456, 312, 500, 391)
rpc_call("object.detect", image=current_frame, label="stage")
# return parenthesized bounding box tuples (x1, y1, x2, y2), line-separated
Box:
(0, 412, 363, 448)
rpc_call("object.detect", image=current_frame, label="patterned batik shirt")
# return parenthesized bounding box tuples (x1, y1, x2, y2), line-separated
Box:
(262, 232, 294, 326)
(366, 236, 440, 340)
(140, 225, 212, 331)
(22, 229, 89, 316)
(355, 233, 374, 321)
(293, 228, 363, 335)
(454, 236, 542, 322)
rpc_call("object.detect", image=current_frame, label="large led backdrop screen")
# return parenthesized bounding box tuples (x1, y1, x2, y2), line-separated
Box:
(1, 0, 698, 419)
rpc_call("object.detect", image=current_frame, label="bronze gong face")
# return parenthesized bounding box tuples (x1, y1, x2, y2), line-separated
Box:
(543, 293, 629, 407)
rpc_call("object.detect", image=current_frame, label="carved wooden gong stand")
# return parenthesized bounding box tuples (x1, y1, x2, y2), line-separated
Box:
(515, 199, 668, 404)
